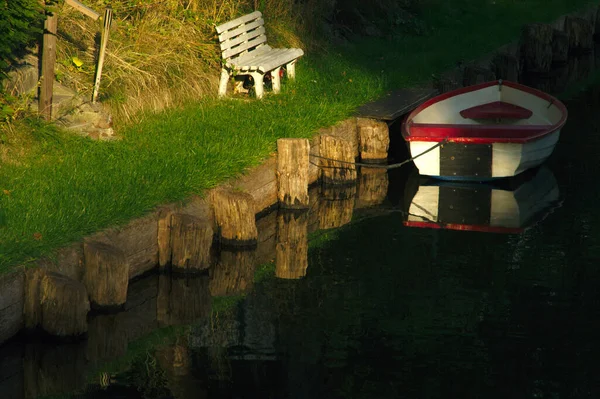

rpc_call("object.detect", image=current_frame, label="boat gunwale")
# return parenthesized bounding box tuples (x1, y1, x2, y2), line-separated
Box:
(401, 80, 568, 144)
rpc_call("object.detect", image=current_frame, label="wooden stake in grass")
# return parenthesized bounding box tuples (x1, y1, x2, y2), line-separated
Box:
(39, 10, 57, 121)
(92, 7, 113, 104)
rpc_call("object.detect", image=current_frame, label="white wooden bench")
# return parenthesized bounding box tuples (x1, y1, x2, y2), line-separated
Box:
(215, 11, 304, 99)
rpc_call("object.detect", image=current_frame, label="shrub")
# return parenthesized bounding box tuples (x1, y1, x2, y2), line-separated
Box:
(0, 0, 45, 84)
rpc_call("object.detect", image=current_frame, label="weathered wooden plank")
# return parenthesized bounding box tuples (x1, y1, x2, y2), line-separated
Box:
(356, 87, 438, 121)
(220, 26, 266, 50)
(65, 0, 100, 20)
(231, 155, 278, 214)
(86, 212, 159, 279)
(233, 48, 303, 72)
(216, 11, 262, 34)
(222, 35, 268, 59)
(219, 18, 264, 41)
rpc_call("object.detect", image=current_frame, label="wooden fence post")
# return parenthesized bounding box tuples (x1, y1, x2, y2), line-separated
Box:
(39, 10, 58, 120)
(92, 7, 112, 103)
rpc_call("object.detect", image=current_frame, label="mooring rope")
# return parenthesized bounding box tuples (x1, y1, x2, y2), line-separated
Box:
(309, 138, 449, 169)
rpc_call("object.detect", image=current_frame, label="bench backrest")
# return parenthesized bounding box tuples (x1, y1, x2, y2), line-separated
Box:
(215, 11, 267, 61)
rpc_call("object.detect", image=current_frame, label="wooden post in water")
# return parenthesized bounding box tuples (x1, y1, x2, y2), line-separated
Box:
(83, 241, 129, 309)
(210, 188, 258, 247)
(277, 138, 310, 209)
(92, 6, 113, 103)
(275, 210, 308, 279)
(319, 135, 357, 185)
(357, 118, 390, 162)
(39, 10, 58, 120)
(169, 213, 214, 271)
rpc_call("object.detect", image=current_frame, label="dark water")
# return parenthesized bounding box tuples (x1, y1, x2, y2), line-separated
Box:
(3, 61, 600, 399)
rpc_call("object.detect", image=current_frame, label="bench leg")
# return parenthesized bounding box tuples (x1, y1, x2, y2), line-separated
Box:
(272, 67, 281, 94)
(251, 72, 265, 99)
(286, 60, 296, 80)
(218, 68, 229, 97)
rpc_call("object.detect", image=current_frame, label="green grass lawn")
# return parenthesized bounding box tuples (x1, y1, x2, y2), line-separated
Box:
(0, 0, 597, 272)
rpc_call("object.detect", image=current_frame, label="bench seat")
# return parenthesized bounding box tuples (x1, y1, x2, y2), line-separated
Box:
(228, 46, 304, 74)
(460, 101, 533, 119)
(216, 11, 304, 99)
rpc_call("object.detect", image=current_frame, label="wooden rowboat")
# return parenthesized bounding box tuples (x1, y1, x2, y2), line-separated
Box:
(402, 166, 560, 234)
(401, 80, 568, 181)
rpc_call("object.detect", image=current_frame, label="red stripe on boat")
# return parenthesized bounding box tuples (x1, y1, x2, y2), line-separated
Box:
(406, 122, 552, 144)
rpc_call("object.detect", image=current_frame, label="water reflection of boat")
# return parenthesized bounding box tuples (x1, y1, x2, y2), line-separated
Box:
(403, 166, 559, 233)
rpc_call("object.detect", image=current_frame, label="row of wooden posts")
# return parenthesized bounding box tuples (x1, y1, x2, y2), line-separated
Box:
(16, 125, 391, 340)
(39, 0, 112, 120)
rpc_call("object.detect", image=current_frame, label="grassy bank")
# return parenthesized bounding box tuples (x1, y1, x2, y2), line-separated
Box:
(0, 0, 597, 272)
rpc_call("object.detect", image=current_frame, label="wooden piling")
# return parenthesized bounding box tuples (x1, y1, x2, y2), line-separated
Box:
(462, 64, 496, 86)
(210, 188, 258, 247)
(275, 211, 308, 279)
(564, 16, 593, 53)
(83, 241, 129, 309)
(319, 135, 357, 185)
(39, 272, 90, 337)
(39, 11, 58, 120)
(520, 24, 554, 73)
(157, 207, 174, 268)
(24, 268, 90, 337)
(276, 138, 310, 209)
(491, 52, 520, 81)
(170, 213, 214, 271)
(552, 29, 569, 64)
(357, 118, 390, 162)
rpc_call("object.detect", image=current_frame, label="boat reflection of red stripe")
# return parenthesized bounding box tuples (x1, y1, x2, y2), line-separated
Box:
(403, 220, 524, 234)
